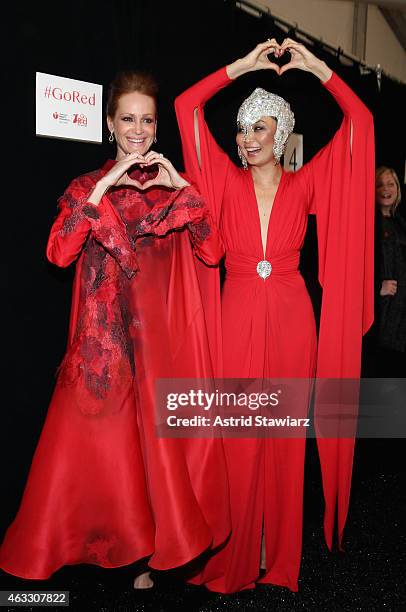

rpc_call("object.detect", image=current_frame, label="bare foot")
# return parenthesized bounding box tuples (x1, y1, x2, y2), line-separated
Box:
(133, 571, 154, 589)
(260, 534, 266, 570)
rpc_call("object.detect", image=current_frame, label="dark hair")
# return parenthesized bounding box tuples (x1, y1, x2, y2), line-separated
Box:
(106, 70, 159, 117)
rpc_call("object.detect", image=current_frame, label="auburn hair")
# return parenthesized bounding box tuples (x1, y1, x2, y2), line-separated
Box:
(106, 70, 159, 117)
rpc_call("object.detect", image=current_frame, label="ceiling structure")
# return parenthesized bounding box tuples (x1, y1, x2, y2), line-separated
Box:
(323, 0, 406, 52)
(240, 0, 405, 81)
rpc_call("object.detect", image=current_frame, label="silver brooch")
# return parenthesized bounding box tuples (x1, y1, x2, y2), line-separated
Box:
(256, 260, 272, 279)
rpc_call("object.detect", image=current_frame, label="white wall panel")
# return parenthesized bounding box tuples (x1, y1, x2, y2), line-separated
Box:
(254, 0, 406, 82)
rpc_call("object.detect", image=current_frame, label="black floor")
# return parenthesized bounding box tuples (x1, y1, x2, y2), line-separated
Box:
(1, 439, 404, 612)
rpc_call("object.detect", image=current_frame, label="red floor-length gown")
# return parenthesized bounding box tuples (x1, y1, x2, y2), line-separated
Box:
(175, 68, 374, 592)
(0, 162, 230, 579)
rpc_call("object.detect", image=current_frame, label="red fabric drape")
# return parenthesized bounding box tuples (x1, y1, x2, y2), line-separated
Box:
(0, 164, 230, 579)
(175, 67, 374, 592)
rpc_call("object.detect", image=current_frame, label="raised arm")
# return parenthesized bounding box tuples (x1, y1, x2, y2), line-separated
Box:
(283, 38, 374, 336)
(281, 36, 373, 217)
(175, 39, 300, 222)
(175, 67, 233, 169)
(274, 38, 375, 551)
(175, 67, 236, 223)
(299, 69, 373, 214)
(279, 37, 375, 152)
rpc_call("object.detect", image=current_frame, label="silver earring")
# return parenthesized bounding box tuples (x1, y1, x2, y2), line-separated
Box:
(154, 119, 158, 144)
(109, 131, 114, 143)
(238, 145, 248, 170)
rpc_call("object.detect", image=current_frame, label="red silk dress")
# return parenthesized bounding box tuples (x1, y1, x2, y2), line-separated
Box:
(0, 162, 230, 579)
(175, 69, 374, 592)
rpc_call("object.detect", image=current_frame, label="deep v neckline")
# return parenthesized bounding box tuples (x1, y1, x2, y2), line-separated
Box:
(248, 167, 285, 259)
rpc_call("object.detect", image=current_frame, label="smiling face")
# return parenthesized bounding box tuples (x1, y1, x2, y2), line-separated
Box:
(236, 116, 277, 167)
(375, 170, 399, 215)
(107, 91, 157, 160)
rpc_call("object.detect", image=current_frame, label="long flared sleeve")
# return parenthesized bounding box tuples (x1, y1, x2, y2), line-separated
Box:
(46, 179, 93, 268)
(299, 72, 375, 550)
(47, 177, 223, 277)
(187, 212, 224, 266)
(47, 178, 139, 278)
(137, 184, 224, 265)
(175, 69, 235, 374)
(175, 67, 236, 224)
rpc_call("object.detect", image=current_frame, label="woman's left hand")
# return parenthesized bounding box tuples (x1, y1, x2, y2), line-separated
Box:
(139, 151, 190, 190)
(279, 38, 332, 82)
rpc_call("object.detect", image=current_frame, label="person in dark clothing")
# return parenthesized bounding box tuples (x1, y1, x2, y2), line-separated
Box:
(374, 166, 406, 377)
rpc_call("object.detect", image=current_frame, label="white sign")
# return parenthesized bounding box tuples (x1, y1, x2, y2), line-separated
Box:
(284, 133, 303, 172)
(36, 72, 103, 143)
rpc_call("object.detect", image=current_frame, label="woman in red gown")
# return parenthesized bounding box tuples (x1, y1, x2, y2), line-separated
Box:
(175, 39, 375, 592)
(0, 71, 230, 587)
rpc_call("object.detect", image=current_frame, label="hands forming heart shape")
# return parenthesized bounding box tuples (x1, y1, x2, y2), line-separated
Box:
(119, 157, 159, 190)
(251, 37, 320, 76)
(266, 43, 291, 71)
(116, 153, 163, 190)
(108, 151, 189, 191)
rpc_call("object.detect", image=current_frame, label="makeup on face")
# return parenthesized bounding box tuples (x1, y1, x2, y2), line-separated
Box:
(236, 87, 295, 164)
(236, 117, 277, 164)
(108, 91, 157, 160)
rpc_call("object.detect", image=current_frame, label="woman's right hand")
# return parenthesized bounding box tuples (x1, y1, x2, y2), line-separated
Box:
(227, 40, 280, 79)
(380, 280, 397, 296)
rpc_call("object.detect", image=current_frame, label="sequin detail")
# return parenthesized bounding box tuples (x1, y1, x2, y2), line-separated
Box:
(257, 260, 272, 279)
(237, 88, 295, 162)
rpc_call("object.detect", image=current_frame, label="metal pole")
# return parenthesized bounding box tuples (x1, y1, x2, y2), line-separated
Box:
(352, 2, 368, 60)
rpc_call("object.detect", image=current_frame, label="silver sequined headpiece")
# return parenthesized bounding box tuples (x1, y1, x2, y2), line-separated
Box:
(237, 88, 295, 164)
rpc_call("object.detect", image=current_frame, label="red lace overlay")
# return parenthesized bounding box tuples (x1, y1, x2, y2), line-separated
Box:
(47, 163, 221, 416)
(0, 161, 229, 580)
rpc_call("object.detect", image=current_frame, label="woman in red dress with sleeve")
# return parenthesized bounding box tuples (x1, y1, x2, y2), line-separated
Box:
(0, 71, 230, 589)
(175, 39, 374, 593)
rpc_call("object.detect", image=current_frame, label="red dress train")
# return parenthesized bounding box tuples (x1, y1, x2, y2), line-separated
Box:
(175, 68, 374, 592)
(0, 162, 230, 579)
